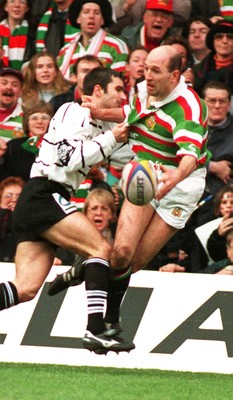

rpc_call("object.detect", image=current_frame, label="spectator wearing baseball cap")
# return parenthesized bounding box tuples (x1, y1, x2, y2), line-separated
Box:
(109, 0, 191, 36)
(0, 68, 24, 142)
(120, 0, 176, 51)
(193, 20, 233, 98)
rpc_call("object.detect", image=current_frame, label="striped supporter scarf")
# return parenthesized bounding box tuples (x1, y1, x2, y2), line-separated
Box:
(36, 2, 78, 52)
(0, 19, 28, 70)
(71, 179, 93, 211)
(219, 0, 233, 20)
(21, 135, 43, 155)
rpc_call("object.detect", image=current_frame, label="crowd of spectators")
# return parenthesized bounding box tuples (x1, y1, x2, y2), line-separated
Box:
(0, 0, 233, 274)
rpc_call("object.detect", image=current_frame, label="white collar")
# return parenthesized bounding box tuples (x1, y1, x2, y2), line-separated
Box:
(137, 76, 187, 109)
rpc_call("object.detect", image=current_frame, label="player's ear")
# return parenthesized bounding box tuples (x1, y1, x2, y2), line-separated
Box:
(171, 70, 180, 83)
(94, 84, 104, 97)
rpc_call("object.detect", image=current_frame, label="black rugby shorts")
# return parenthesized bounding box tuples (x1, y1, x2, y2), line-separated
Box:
(13, 177, 78, 244)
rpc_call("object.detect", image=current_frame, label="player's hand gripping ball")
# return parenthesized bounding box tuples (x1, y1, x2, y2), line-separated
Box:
(120, 160, 157, 206)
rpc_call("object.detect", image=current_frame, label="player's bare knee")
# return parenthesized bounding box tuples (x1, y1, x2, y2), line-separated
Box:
(130, 261, 144, 273)
(90, 240, 112, 260)
(111, 242, 133, 269)
(15, 283, 40, 303)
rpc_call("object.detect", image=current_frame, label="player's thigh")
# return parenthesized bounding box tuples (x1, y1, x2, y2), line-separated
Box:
(131, 212, 177, 272)
(14, 240, 55, 300)
(115, 200, 155, 245)
(43, 211, 111, 259)
(111, 200, 155, 267)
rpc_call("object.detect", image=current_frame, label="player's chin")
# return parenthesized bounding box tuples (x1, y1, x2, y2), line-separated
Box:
(147, 86, 155, 95)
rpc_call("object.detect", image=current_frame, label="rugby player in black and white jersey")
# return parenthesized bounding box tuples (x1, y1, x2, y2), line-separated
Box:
(0, 67, 135, 354)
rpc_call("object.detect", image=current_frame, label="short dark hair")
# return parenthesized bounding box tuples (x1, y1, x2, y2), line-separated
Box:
(214, 184, 233, 216)
(182, 15, 213, 38)
(202, 80, 231, 100)
(163, 35, 191, 63)
(127, 46, 149, 63)
(83, 67, 122, 95)
(73, 55, 103, 75)
(167, 51, 182, 73)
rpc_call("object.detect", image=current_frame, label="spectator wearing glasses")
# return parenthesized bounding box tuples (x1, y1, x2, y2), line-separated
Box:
(0, 176, 25, 262)
(109, 0, 191, 36)
(202, 80, 233, 201)
(193, 20, 233, 98)
(120, 0, 175, 51)
(0, 100, 53, 182)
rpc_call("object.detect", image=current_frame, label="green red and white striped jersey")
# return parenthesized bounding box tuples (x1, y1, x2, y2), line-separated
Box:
(57, 28, 129, 80)
(127, 79, 211, 168)
(0, 19, 28, 70)
(0, 101, 24, 142)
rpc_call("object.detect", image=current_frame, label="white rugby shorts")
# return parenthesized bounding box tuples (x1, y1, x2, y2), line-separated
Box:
(150, 167, 207, 229)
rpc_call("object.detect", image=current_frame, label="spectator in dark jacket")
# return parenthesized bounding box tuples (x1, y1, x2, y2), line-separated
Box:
(206, 185, 233, 262)
(120, 0, 175, 51)
(0, 100, 53, 182)
(193, 20, 233, 97)
(202, 80, 233, 197)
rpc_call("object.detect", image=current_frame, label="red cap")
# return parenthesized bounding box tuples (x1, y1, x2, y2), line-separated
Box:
(145, 0, 173, 13)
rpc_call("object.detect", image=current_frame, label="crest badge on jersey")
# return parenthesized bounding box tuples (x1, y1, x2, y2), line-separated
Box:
(145, 115, 156, 130)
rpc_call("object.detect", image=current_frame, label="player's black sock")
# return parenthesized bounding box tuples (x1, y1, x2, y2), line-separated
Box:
(84, 258, 109, 335)
(105, 267, 131, 325)
(0, 282, 19, 310)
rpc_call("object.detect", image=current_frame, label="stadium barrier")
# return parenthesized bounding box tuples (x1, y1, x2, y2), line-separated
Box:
(0, 263, 232, 373)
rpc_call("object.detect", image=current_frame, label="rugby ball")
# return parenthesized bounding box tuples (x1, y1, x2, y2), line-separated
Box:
(120, 160, 157, 206)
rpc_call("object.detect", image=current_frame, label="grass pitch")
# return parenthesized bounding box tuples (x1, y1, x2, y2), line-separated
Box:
(0, 363, 232, 400)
